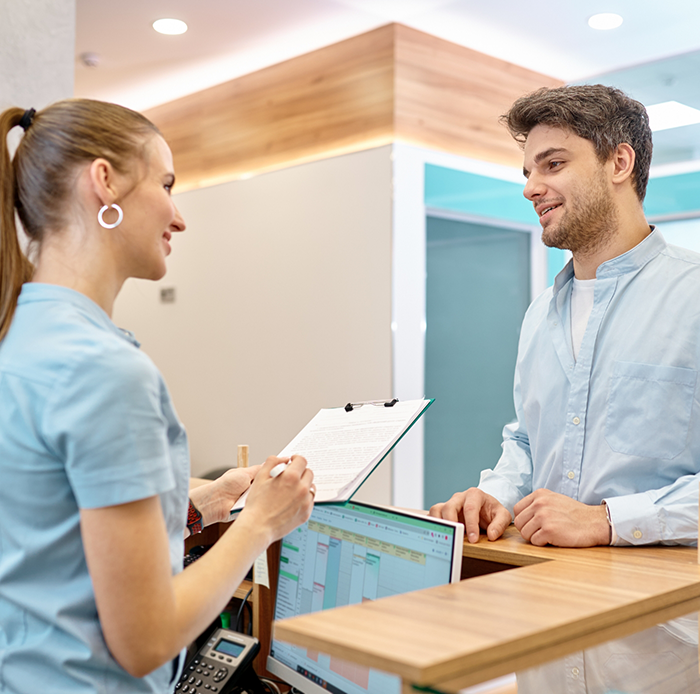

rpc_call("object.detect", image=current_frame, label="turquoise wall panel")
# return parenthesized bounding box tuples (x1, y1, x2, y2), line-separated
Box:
(645, 172, 700, 218)
(425, 164, 534, 224)
(425, 164, 700, 228)
(547, 247, 567, 285)
(424, 218, 531, 508)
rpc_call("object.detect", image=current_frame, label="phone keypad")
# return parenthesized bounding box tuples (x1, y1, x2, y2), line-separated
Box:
(175, 657, 220, 692)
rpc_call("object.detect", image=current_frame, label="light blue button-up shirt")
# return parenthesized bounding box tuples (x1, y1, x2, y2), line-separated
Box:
(479, 229, 700, 546)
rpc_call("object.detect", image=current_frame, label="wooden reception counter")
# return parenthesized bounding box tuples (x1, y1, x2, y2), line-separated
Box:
(272, 526, 700, 692)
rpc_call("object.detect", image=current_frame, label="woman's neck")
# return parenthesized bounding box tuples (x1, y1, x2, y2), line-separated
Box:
(32, 234, 124, 317)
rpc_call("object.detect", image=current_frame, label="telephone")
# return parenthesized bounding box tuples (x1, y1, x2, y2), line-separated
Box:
(175, 628, 260, 694)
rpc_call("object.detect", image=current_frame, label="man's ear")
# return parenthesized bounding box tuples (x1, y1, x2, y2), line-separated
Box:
(87, 158, 119, 206)
(611, 143, 636, 186)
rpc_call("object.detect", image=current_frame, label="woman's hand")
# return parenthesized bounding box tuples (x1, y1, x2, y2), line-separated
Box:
(239, 454, 314, 544)
(189, 466, 260, 529)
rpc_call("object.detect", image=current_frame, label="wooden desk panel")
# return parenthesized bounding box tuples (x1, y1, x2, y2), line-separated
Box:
(273, 527, 700, 690)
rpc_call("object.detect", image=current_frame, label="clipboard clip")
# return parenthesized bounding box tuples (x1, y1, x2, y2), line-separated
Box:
(344, 398, 398, 412)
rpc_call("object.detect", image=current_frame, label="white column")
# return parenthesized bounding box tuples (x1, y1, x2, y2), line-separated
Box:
(391, 143, 428, 509)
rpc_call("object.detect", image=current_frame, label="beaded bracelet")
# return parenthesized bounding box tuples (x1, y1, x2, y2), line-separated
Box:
(187, 499, 203, 536)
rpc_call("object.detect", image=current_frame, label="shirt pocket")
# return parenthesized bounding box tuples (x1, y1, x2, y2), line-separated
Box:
(605, 361, 697, 460)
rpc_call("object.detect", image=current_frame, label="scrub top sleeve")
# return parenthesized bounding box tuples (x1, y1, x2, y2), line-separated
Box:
(43, 342, 176, 509)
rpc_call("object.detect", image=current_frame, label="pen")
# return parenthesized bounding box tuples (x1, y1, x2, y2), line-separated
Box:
(270, 459, 291, 478)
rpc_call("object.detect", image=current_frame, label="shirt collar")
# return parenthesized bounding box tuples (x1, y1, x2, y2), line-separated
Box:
(552, 225, 664, 296)
(17, 283, 141, 348)
(596, 226, 664, 279)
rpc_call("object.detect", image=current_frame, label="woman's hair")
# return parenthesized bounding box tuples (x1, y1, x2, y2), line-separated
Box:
(501, 85, 653, 203)
(0, 99, 161, 340)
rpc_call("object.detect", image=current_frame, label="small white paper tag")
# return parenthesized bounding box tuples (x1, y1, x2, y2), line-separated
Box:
(253, 550, 269, 589)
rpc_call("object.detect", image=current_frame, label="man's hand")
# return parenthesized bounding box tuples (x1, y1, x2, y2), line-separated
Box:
(429, 488, 512, 544)
(189, 466, 260, 528)
(513, 489, 610, 547)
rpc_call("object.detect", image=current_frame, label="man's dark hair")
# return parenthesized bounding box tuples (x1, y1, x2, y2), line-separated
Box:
(501, 85, 653, 202)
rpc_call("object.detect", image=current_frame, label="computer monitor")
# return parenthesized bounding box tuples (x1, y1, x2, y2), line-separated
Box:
(267, 501, 464, 694)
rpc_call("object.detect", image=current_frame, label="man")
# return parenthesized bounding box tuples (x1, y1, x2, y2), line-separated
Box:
(430, 84, 700, 549)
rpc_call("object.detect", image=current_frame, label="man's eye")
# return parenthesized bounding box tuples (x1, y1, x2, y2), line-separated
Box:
(549, 161, 563, 169)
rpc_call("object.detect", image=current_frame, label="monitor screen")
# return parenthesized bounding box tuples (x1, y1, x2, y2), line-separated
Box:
(267, 501, 464, 694)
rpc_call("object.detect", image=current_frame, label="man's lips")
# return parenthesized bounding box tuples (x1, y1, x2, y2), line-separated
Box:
(536, 202, 562, 224)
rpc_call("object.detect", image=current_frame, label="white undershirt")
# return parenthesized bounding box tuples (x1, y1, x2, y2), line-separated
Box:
(571, 277, 615, 544)
(570, 277, 596, 362)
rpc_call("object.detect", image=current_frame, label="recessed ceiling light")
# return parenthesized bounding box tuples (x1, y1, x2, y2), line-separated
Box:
(152, 18, 188, 35)
(588, 13, 623, 30)
(646, 101, 700, 132)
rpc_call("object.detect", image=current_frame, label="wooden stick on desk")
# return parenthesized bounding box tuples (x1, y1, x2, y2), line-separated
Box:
(238, 444, 249, 469)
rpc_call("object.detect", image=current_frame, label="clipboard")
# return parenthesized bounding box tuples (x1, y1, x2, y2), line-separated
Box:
(230, 397, 433, 514)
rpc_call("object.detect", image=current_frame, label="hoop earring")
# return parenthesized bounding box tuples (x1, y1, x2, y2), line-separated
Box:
(98, 204, 123, 229)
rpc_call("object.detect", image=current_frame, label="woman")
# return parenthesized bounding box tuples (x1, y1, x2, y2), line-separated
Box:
(0, 100, 314, 693)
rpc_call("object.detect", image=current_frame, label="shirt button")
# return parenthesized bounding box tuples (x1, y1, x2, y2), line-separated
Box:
(572, 416, 580, 425)
(567, 471, 575, 479)
(572, 667, 580, 678)
(633, 529, 643, 539)
(553, 321, 558, 326)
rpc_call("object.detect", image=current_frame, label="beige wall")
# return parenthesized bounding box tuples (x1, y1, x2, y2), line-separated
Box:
(113, 146, 394, 504)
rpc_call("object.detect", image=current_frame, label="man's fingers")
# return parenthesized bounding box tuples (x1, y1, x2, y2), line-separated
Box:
(486, 507, 511, 541)
(529, 529, 549, 547)
(431, 489, 511, 544)
(513, 499, 538, 532)
(513, 491, 535, 517)
(462, 494, 483, 544)
(438, 501, 461, 523)
(428, 502, 445, 519)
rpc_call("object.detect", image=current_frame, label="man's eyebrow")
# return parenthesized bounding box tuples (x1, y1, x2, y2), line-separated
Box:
(523, 147, 569, 178)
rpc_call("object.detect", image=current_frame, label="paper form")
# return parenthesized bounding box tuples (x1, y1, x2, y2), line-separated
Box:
(278, 400, 427, 499)
(230, 398, 431, 513)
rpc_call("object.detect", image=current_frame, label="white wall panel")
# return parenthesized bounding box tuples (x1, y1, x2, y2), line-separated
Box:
(114, 146, 394, 504)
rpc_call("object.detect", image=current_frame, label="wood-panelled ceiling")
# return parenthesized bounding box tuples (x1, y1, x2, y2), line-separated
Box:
(144, 24, 561, 191)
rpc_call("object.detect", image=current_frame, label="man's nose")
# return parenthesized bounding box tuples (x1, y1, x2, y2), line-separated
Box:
(523, 174, 545, 201)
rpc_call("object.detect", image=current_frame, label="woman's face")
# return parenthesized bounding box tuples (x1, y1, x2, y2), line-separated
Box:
(116, 135, 185, 281)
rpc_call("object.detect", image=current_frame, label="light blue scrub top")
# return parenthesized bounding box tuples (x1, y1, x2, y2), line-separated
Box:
(480, 230, 700, 546)
(0, 284, 190, 693)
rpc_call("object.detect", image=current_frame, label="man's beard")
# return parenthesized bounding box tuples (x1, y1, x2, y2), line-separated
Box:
(541, 173, 618, 257)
